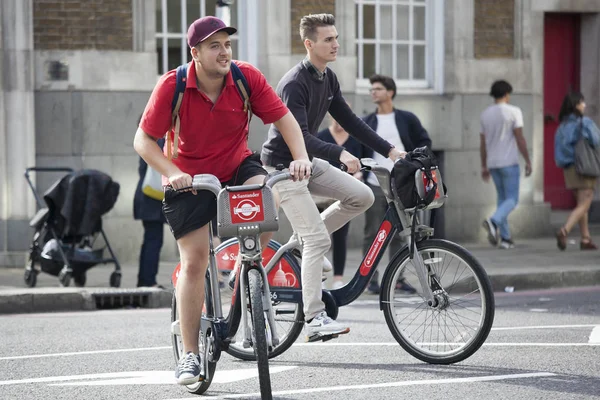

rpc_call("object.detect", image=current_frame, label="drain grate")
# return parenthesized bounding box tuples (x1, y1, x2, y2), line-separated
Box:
(92, 291, 151, 309)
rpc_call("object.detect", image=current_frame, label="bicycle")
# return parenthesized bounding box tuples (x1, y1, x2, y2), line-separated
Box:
(212, 158, 495, 365)
(170, 169, 292, 399)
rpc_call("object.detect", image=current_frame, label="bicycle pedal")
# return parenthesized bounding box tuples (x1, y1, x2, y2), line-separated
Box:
(305, 333, 339, 343)
(321, 334, 339, 342)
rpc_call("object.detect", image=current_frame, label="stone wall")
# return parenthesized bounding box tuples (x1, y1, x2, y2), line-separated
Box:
(33, 0, 132, 50)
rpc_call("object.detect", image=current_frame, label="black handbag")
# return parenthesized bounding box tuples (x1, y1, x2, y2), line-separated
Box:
(574, 119, 600, 177)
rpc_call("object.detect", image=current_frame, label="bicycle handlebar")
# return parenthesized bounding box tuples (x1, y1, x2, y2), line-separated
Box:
(339, 159, 375, 173)
(177, 170, 293, 196)
(264, 170, 292, 188)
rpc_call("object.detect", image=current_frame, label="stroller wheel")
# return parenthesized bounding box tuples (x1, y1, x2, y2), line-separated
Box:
(58, 269, 72, 287)
(73, 272, 86, 287)
(24, 269, 37, 288)
(109, 272, 121, 288)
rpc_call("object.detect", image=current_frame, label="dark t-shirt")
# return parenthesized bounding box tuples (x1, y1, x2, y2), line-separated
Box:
(261, 61, 393, 167)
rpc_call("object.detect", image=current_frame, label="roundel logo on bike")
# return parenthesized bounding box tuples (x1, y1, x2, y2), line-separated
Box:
(229, 190, 265, 223)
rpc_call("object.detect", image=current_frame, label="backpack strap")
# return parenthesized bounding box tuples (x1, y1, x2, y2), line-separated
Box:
(166, 62, 251, 160)
(166, 64, 188, 160)
(230, 62, 253, 124)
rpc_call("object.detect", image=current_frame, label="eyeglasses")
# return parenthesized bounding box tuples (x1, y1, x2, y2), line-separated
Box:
(368, 87, 386, 93)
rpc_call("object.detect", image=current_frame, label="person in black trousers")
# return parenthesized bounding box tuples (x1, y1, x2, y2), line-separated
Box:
(316, 113, 367, 289)
(362, 74, 432, 294)
(134, 136, 166, 288)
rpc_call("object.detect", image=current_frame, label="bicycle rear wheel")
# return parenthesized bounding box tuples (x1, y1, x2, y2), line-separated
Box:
(171, 292, 217, 394)
(381, 239, 494, 364)
(248, 268, 272, 400)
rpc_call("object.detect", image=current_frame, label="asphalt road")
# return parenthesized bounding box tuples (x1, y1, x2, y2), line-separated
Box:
(1, 286, 599, 400)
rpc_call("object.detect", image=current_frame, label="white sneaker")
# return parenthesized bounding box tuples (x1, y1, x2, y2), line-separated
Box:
(322, 256, 333, 273)
(305, 311, 350, 342)
(332, 280, 343, 290)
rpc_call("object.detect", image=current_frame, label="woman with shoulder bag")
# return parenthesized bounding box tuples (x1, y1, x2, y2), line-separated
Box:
(554, 91, 600, 251)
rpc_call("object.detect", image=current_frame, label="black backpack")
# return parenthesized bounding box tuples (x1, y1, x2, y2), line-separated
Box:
(166, 62, 252, 160)
(392, 146, 445, 209)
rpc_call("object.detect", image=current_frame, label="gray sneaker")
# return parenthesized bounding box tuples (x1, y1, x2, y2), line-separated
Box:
(175, 352, 202, 385)
(499, 239, 515, 249)
(482, 218, 499, 246)
(305, 311, 350, 342)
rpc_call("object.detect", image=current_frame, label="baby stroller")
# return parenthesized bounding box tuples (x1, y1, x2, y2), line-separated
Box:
(24, 167, 122, 288)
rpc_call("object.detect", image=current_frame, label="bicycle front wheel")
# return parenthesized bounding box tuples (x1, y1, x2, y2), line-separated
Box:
(248, 269, 272, 400)
(381, 239, 494, 364)
(217, 238, 304, 361)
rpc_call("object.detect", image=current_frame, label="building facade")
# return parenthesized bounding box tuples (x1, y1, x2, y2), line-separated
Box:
(1, 0, 600, 266)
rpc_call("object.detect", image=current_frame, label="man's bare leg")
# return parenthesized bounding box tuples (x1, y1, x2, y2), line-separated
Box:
(176, 224, 210, 354)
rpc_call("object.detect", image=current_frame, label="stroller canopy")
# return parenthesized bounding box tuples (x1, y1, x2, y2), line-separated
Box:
(43, 169, 120, 238)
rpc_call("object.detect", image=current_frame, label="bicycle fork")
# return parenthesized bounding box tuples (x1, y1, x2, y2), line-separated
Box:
(408, 237, 438, 307)
(238, 252, 280, 350)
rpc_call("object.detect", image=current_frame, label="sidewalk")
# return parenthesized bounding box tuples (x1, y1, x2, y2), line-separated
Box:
(1, 226, 599, 314)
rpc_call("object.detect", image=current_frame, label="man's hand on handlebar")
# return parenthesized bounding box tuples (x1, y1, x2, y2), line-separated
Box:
(288, 159, 312, 181)
(339, 150, 360, 174)
(169, 171, 196, 194)
(388, 147, 407, 162)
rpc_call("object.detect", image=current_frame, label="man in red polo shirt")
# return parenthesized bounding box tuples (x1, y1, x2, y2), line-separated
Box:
(133, 16, 311, 385)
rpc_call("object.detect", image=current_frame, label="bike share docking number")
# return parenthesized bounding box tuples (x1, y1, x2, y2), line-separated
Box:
(360, 220, 392, 276)
(229, 190, 265, 224)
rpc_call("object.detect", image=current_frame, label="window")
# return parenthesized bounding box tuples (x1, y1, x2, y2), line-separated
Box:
(155, 0, 239, 74)
(355, 0, 443, 93)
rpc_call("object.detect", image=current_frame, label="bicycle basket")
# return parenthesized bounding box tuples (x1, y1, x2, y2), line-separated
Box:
(392, 146, 447, 210)
(216, 184, 279, 237)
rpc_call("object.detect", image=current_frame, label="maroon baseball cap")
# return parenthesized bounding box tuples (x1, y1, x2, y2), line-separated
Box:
(187, 16, 237, 47)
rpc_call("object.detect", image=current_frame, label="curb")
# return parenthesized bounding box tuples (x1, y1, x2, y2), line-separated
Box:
(0, 287, 173, 314)
(488, 270, 600, 292)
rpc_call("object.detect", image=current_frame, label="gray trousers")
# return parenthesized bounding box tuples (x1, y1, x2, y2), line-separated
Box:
(268, 158, 374, 320)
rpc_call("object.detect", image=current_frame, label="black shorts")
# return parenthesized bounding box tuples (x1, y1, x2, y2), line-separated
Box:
(162, 153, 267, 240)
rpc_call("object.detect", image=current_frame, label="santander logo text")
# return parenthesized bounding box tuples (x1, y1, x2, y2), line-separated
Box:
(359, 221, 392, 276)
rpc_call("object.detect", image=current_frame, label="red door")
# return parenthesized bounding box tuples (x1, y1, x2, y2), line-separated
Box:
(544, 13, 580, 209)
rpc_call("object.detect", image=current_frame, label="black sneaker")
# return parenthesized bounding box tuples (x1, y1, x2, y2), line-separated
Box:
(395, 279, 417, 294)
(175, 352, 202, 385)
(482, 218, 499, 246)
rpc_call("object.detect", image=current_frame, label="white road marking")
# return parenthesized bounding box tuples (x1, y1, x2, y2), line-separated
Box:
(0, 346, 171, 361)
(0, 366, 297, 386)
(529, 308, 548, 312)
(2, 324, 599, 360)
(589, 326, 600, 343)
(163, 372, 556, 399)
(291, 342, 600, 347)
(491, 324, 598, 331)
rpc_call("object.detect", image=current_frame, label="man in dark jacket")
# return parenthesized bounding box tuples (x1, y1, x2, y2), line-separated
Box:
(362, 74, 432, 294)
(133, 137, 166, 288)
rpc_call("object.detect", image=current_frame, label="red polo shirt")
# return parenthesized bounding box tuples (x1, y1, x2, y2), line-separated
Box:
(140, 61, 288, 182)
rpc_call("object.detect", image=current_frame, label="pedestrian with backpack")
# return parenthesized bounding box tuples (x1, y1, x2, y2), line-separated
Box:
(133, 16, 312, 386)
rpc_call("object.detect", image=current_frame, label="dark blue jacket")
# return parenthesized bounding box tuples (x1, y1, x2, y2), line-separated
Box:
(133, 138, 166, 222)
(362, 109, 432, 155)
(362, 109, 432, 183)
